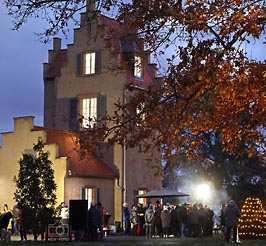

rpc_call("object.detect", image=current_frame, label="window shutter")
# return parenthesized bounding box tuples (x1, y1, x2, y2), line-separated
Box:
(76, 53, 82, 76)
(97, 188, 101, 203)
(95, 51, 101, 74)
(69, 97, 78, 131)
(81, 187, 85, 200)
(97, 94, 106, 126)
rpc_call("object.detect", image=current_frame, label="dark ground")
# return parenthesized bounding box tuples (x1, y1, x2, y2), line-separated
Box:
(2, 233, 266, 246)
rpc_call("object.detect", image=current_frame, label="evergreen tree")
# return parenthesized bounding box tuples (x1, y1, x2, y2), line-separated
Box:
(14, 138, 57, 208)
(238, 197, 266, 239)
(14, 138, 57, 239)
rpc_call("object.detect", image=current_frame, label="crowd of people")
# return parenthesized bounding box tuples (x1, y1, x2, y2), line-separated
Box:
(123, 199, 241, 244)
(0, 203, 54, 242)
(123, 200, 215, 239)
(0, 199, 241, 243)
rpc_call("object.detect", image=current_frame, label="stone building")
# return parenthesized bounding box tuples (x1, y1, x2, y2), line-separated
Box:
(0, 3, 162, 225)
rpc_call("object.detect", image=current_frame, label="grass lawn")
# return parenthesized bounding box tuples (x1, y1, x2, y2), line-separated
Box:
(1, 234, 266, 246)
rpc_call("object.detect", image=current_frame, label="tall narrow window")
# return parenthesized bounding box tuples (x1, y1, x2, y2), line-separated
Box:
(136, 102, 146, 126)
(84, 187, 95, 208)
(84, 52, 96, 75)
(134, 55, 143, 78)
(81, 97, 97, 127)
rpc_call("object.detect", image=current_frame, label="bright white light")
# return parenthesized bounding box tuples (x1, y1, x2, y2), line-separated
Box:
(196, 183, 211, 200)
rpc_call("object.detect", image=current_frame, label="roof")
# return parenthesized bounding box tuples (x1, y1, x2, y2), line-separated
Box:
(68, 154, 119, 179)
(33, 126, 119, 179)
(135, 188, 189, 198)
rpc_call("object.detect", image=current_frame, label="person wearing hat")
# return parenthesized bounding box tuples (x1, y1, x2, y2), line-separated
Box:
(123, 202, 131, 236)
(224, 200, 241, 244)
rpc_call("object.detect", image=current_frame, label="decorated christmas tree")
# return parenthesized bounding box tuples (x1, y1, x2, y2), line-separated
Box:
(238, 197, 266, 239)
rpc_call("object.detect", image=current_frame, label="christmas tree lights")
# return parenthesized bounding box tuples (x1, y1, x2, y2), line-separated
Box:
(238, 197, 266, 239)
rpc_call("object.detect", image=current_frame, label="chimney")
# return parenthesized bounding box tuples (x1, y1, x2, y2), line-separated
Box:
(86, 0, 96, 12)
(53, 37, 61, 51)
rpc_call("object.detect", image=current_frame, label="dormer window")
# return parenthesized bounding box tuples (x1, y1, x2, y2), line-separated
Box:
(134, 55, 143, 78)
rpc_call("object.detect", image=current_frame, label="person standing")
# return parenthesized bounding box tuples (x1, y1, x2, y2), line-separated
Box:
(145, 203, 154, 239)
(12, 204, 20, 235)
(224, 200, 241, 244)
(178, 203, 188, 237)
(60, 203, 69, 225)
(161, 205, 171, 238)
(17, 205, 30, 241)
(219, 203, 227, 239)
(88, 202, 101, 241)
(154, 200, 162, 237)
(96, 202, 104, 240)
(122, 203, 131, 236)
(130, 205, 138, 236)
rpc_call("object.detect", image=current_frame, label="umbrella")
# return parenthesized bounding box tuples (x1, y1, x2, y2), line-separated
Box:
(135, 188, 189, 198)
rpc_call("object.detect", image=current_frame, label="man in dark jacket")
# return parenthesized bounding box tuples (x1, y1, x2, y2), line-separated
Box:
(88, 202, 101, 241)
(224, 200, 241, 244)
(178, 203, 188, 237)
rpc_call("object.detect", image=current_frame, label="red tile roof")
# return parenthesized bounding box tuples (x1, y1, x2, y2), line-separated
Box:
(33, 126, 119, 179)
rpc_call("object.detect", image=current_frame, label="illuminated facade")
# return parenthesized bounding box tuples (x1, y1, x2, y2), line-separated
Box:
(42, 5, 162, 223)
(0, 5, 162, 225)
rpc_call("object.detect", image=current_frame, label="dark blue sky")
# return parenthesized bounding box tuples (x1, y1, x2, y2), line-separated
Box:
(0, 2, 265, 145)
(0, 3, 71, 145)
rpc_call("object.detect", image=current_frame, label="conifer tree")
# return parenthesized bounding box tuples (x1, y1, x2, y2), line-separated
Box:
(14, 138, 57, 209)
(238, 197, 266, 239)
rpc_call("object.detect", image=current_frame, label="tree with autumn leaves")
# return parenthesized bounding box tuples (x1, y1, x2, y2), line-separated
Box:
(5, 1, 266, 171)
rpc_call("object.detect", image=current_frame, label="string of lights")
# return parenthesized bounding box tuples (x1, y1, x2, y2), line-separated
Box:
(238, 197, 266, 239)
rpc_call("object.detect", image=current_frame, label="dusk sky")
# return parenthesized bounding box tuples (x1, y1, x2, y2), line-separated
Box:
(0, 2, 265, 146)
(0, 3, 71, 145)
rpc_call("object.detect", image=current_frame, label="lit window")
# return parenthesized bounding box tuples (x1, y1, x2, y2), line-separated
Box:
(82, 97, 97, 127)
(134, 55, 143, 78)
(138, 188, 147, 205)
(84, 187, 95, 209)
(84, 52, 96, 75)
(136, 102, 145, 126)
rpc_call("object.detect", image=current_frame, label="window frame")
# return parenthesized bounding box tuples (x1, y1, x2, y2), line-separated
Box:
(134, 55, 144, 79)
(79, 95, 98, 128)
(137, 188, 147, 205)
(84, 187, 96, 209)
(83, 52, 96, 75)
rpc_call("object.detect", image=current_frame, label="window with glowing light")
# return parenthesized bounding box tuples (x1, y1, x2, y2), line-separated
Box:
(136, 102, 146, 126)
(84, 52, 96, 75)
(76, 51, 101, 76)
(137, 188, 147, 205)
(81, 97, 97, 128)
(84, 187, 95, 209)
(134, 55, 143, 78)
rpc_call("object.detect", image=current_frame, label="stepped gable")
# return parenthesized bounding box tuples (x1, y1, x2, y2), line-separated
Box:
(44, 49, 67, 79)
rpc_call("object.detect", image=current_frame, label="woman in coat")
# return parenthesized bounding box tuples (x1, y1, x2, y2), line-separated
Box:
(144, 204, 154, 239)
(160, 206, 171, 238)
